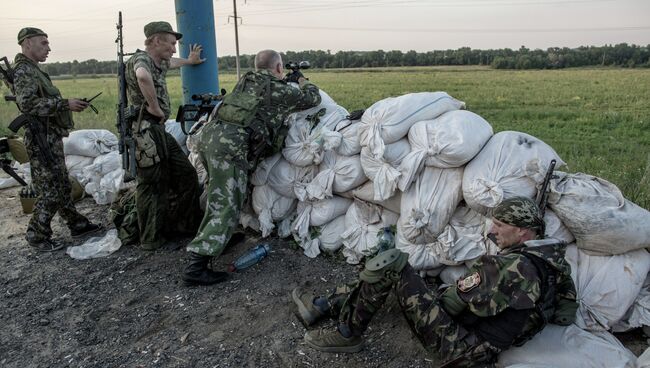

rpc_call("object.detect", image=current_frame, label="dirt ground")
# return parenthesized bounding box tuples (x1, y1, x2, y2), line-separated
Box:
(0, 184, 647, 368)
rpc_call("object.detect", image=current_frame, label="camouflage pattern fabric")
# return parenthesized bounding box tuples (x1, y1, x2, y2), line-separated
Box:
(134, 123, 201, 249)
(12, 53, 90, 243)
(186, 70, 321, 257)
(126, 50, 172, 120)
(493, 196, 545, 235)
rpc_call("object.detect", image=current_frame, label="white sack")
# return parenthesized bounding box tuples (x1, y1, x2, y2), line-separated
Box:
(612, 274, 650, 332)
(63, 129, 118, 157)
(80, 152, 123, 205)
(66, 229, 122, 260)
(360, 138, 411, 201)
(292, 196, 352, 239)
(251, 184, 297, 238)
(543, 209, 575, 244)
(462, 131, 565, 215)
(282, 113, 345, 167)
(188, 152, 207, 186)
(352, 181, 401, 214)
(497, 324, 637, 368)
(548, 171, 650, 255)
(335, 120, 362, 156)
(0, 162, 30, 189)
(164, 119, 188, 155)
(359, 92, 465, 158)
(65, 155, 95, 178)
(306, 151, 367, 200)
(341, 200, 400, 264)
(400, 166, 464, 242)
(398, 110, 493, 191)
(439, 265, 469, 285)
(564, 244, 650, 331)
(303, 215, 348, 254)
(251, 153, 282, 186)
(287, 86, 348, 124)
(267, 158, 318, 201)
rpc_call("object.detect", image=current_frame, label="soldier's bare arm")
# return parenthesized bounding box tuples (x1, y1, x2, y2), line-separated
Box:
(135, 66, 165, 120)
(170, 44, 205, 69)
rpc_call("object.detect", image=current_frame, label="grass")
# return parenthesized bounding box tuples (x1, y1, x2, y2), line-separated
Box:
(1, 67, 649, 209)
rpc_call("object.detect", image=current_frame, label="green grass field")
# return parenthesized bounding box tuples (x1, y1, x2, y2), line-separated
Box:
(1, 66, 649, 208)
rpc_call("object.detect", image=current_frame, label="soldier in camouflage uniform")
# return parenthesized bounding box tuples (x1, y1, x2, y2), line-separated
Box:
(125, 21, 204, 251)
(182, 50, 321, 286)
(293, 197, 578, 366)
(12, 27, 101, 252)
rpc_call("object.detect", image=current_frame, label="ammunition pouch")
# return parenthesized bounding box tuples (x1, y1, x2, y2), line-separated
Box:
(132, 106, 160, 168)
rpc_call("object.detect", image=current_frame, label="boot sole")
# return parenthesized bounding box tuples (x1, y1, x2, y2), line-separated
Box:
(304, 335, 364, 353)
(291, 288, 318, 326)
(182, 274, 229, 286)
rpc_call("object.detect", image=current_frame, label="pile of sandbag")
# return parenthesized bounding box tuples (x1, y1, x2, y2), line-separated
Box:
(63, 129, 123, 205)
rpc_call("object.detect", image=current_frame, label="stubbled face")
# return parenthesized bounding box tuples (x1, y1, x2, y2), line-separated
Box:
(154, 33, 177, 61)
(489, 218, 525, 249)
(24, 35, 50, 62)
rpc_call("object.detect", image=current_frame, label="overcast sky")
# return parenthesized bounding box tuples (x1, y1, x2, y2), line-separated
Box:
(2, 0, 649, 63)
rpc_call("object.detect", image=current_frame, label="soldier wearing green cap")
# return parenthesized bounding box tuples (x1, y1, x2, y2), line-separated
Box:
(124, 21, 204, 251)
(292, 196, 578, 366)
(12, 27, 101, 252)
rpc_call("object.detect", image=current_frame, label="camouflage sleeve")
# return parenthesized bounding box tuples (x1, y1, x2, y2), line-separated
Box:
(279, 80, 322, 112)
(132, 53, 152, 75)
(13, 63, 67, 116)
(456, 254, 542, 317)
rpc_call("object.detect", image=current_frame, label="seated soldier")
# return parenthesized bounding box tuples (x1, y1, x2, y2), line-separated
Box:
(292, 196, 578, 366)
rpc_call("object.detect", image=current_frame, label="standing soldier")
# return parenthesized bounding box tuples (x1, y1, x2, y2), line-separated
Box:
(293, 197, 578, 366)
(182, 49, 321, 286)
(125, 21, 203, 251)
(12, 27, 101, 252)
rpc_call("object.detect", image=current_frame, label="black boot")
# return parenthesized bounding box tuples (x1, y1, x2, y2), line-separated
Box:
(183, 252, 229, 286)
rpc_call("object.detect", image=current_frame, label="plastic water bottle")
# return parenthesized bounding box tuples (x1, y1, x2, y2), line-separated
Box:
(376, 226, 395, 253)
(228, 243, 271, 272)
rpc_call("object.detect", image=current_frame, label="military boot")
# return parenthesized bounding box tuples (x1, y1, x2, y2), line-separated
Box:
(359, 248, 409, 284)
(28, 238, 68, 252)
(291, 287, 327, 326)
(70, 222, 103, 238)
(304, 328, 364, 353)
(183, 252, 229, 286)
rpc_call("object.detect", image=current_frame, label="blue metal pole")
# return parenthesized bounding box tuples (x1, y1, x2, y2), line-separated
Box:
(174, 0, 219, 105)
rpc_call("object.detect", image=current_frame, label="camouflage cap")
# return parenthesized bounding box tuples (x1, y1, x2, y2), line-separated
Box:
(493, 196, 545, 234)
(17, 27, 48, 45)
(144, 21, 182, 40)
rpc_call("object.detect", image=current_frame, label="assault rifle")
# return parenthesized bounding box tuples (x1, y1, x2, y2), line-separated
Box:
(115, 11, 137, 182)
(0, 137, 27, 186)
(535, 159, 557, 217)
(175, 91, 226, 135)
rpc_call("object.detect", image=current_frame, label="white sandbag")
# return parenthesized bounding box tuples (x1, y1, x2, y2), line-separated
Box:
(359, 92, 465, 158)
(341, 200, 400, 264)
(79, 151, 122, 186)
(497, 324, 637, 368)
(548, 171, 650, 255)
(462, 131, 565, 216)
(188, 152, 207, 186)
(267, 158, 318, 201)
(282, 113, 345, 167)
(251, 153, 282, 186)
(543, 209, 575, 244)
(612, 274, 650, 332)
(164, 119, 188, 155)
(398, 110, 493, 191)
(287, 86, 347, 122)
(292, 196, 352, 239)
(639, 347, 650, 368)
(564, 244, 650, 331)
(352, 181, 401, 214)
(400, 166, 464, 243)
(306, 151, 367, 200)
(360, 138, 411, 201)
(439, 265, 469, 285)
(251, 184, 297, 238)
(65, 155, 95, 178)
(318, 215, 347, 252)
(63, 129, 118, 157)
(335, 120, 362, 156)
(0, 162, 30, 189)
(85, 168, 123, 205)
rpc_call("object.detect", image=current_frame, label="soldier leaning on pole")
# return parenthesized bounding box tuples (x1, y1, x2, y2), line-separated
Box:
(182, 50, 321, 286)
(124, 21, 204, 251)
(293, 197, 579, 367)
(12, 27, 102, 252)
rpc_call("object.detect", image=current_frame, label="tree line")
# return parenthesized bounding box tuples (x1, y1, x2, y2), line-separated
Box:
(40, 43, 650, 76)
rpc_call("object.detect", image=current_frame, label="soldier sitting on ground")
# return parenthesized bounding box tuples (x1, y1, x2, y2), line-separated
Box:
(292, 197, 578, 367)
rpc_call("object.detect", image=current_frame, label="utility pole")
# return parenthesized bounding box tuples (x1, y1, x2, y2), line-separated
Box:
(229, 0, 242, 79)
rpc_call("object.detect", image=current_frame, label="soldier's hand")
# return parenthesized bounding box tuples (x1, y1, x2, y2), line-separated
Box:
(187, 44, 206, 65)
(285, 70, 304, 84)
(68, 98, 90, 112)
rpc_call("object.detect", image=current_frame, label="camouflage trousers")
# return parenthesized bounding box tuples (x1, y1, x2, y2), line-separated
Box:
(24, 125, 89, 243)
(335, 265, 499, 366)
(135, 123, 201, 249)
(186, 122, 250, 257)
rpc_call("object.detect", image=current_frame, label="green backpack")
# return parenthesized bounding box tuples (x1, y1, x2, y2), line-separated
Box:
(217, 71, 271, 127)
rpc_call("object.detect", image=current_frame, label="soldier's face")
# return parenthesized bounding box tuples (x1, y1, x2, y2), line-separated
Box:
(155, 33, 177, 61)
(25, 36, 50, 62)
(490, 218, 525, 249)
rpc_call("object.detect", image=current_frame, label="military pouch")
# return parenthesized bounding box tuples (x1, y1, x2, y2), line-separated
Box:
(217, 92, 260, 127)
(133, 129, 159, 168)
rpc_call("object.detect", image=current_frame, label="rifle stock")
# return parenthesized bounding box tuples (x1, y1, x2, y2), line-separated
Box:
(116, 11, 137, 182)
(535, 159, 557, 217)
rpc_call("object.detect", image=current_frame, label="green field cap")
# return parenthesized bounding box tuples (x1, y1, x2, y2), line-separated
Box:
(144, 21, 182, 39)
(17, 27, 48, 45)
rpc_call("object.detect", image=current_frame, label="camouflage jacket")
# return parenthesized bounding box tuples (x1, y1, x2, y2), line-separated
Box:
(218, 69, 321, 153)
(125, 50, 171, 120)
(12, 53, 73, 132)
